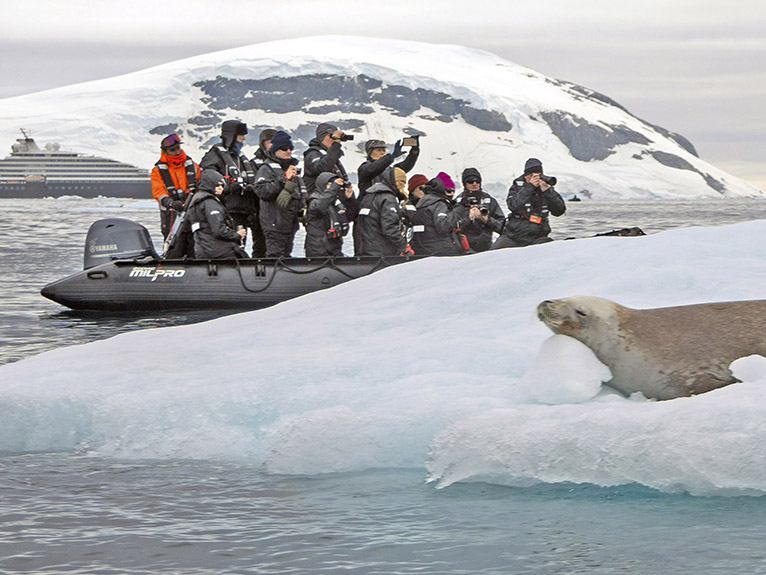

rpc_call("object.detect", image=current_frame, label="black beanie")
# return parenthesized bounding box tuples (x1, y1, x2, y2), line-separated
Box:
(524, 158, 543, 175)
(461, 167, 482, 185)
(270, 130, 293, 151)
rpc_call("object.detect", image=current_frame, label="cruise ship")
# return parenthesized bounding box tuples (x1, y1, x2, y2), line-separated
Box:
(0, 130, 151, 198)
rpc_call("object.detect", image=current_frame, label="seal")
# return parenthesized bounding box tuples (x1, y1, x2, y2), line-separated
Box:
(537, 296, 766, 400)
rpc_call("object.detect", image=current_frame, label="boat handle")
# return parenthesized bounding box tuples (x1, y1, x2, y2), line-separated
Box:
(87, 270, 109, 279)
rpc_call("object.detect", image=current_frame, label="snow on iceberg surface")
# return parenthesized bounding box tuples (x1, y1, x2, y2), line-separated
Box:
(2, 220, 766, 495)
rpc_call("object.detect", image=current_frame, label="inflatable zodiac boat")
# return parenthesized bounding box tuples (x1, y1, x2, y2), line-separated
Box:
(41, 218, 417, 311)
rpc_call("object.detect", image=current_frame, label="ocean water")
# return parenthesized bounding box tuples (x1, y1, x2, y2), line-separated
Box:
(2, 197, 766, 574)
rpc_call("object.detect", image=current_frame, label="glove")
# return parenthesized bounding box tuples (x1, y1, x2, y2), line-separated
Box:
(391, 139, 404, 159)
(161, 196, 185, 211)
(276, 188, 293, 210)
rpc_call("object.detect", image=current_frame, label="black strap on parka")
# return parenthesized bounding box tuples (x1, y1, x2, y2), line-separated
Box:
(154, 156, 198, 201)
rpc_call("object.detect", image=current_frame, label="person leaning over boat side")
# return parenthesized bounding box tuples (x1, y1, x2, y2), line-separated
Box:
(492, 157, 566, 249)
(187, 169, 248, 259)
(356, 166, 412, 257)
(200, 120, 262, 257)
(150, 133, 200, 257)
(453, 167, 505, 252)
(304, 172, 360, 257)
(409, 176, 465, 256)
(254, 131, 303, 258)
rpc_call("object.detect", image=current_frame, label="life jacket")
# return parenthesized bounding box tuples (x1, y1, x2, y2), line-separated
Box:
(154, 155, 198, 202)
(213, 145, 256, 187)
(307, 193, 350, 238)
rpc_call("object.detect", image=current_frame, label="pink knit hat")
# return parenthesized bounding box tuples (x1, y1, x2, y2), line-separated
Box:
(436, 171, 455, 189)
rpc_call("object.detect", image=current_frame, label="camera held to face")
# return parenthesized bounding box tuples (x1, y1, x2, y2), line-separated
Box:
(540, 175, 557, 186)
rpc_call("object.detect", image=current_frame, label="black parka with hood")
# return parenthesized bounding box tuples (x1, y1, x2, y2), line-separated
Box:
(304, 172, 360, 257)
(302, 137, 348, 196)
(199, 120, 257, 216)
(187, 169, 247, 259)
(356, 167, 409, 256)
(502, 176, 566, 246)
(453, 169, 505, 252)
(410, 178, 465, 256)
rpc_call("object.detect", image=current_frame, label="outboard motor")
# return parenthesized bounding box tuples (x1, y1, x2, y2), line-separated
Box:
(84, 218, 159, 269)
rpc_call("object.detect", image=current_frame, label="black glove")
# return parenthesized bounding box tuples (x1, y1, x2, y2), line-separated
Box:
(161, 196, 185, 211)
(391, 140, 405, 159)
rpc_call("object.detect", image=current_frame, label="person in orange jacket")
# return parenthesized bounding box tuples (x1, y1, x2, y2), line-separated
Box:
(151, 133, 201, 258)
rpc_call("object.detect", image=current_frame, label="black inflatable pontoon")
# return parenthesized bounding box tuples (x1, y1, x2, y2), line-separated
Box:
(41, 218, 418, 311)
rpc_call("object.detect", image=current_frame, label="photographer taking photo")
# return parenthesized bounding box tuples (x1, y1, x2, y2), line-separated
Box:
(304, 172, 359, 257)
(492, 158, 566, 249)
(303, 122, 353, 197)
(453, 167, 505, 252)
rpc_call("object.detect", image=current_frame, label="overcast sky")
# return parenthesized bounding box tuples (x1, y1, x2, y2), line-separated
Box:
(2, 0, 764, 189)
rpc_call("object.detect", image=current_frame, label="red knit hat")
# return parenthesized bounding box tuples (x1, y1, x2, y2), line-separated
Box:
(407, 173, 428, 193)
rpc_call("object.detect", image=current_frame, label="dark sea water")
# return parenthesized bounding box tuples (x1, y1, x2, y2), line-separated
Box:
(2, 197, 766, 575)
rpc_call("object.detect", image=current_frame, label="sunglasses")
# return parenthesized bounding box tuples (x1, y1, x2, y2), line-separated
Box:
(465, 178, 480, 184)
(161, 133, 182, 149)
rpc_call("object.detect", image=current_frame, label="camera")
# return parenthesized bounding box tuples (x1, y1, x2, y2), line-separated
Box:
(540, 175, 557, 186)
(402, 135, 419, 147)
(468, 196, 489, 215)
(339, 134, 354, 142)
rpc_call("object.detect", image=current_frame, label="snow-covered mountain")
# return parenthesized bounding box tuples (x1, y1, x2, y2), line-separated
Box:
(0, 36, 761, 199)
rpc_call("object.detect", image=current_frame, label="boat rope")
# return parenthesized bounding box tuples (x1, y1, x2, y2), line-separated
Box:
(231, 256, 396, 294)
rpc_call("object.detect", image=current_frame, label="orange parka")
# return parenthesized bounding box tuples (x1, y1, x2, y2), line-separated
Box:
(150, 149, 201, 204)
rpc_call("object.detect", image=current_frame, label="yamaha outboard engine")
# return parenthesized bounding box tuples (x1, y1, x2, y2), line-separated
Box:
(84, 218, 159, 269)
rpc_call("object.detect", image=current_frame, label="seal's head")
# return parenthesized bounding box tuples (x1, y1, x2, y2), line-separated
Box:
(537, 296, 623, 349)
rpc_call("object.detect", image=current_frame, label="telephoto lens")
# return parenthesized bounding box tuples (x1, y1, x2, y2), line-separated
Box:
(540, 175, 557, 186)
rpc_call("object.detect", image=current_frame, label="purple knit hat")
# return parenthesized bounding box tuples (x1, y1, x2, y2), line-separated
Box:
(436, 172, 455, 189)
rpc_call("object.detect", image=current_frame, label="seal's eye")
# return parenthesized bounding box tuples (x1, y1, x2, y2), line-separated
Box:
(575, 309, 587, 317)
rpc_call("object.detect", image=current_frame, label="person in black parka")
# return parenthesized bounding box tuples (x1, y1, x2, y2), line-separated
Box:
(252, 128, 276, 171)
(492, 157, 566, 249)
(453, 167, 505, 252)
(187, 169, 248, 259)
(304, 172, 360, 257)
(199, 120, 264, 257)
(409, 177, 465, 256)
(254, 131, 302, 257)
(303, 122, 352, 196)
(354, 138, 420, 255)
(356, 166, 411, 256)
